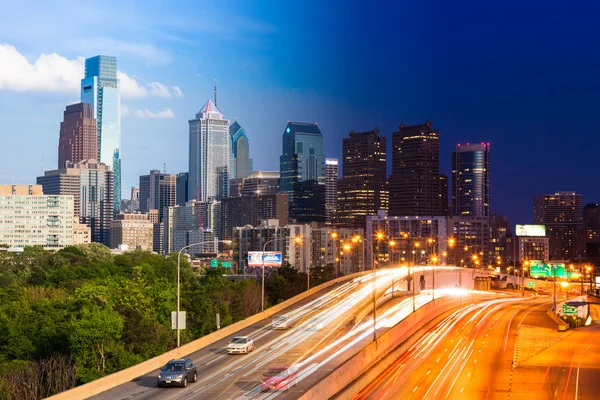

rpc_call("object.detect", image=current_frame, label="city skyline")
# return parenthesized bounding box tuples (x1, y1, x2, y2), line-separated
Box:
(1, 1, 600, 227)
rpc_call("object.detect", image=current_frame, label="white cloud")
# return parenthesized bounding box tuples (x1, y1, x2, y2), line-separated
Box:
(67, 37, 172, 66)
(0, 44, 182, 98)
(121, 105, 175, 119)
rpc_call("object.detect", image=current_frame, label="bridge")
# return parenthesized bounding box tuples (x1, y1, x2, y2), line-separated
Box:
(47, 266, 503, 399)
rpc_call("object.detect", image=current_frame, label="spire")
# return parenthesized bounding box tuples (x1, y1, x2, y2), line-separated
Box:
(214, 79, 217, 107)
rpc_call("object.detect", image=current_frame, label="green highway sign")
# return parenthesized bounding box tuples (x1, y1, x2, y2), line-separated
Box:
(562, 304, 578, 316)
(529, 262, 574, 279)
(210, 259, 219, 267)
(221, 261, 232, 267)
(527, 281, 535, 288)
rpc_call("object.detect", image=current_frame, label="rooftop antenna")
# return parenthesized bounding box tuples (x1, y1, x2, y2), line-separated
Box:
(213, 79, 217, 107)
(164, 162, 166, 174)
(41, 154, 44, 173)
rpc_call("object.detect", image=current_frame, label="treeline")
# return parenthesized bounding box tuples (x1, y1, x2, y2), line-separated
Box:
(0, 244, 336, 399)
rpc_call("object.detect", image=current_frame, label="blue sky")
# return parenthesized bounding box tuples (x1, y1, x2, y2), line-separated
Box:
(1, 0, 599, 225)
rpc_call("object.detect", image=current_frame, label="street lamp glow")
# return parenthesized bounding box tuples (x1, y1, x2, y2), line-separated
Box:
(343, 244, 352, 251)
(376, 232, 384, 240)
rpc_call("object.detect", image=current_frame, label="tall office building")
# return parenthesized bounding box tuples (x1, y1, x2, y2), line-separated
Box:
(389, 121, 448, 216)
(324, 159, 338, 225)
(534, 191, 583, 260)
(139, 170, 177, 222)
(80, 55, 121, 214)
(280, 122, 326, 222)
(221, 193, 289, 240)
(0, 185, 74, 249)
(58, 103, 97, 168)
(189, 99, 230, 202)
(230, 121, 252, 179)
(242, 171, 280, 196)
(452, 143, 490, 217)
(336, 128, 388, 228)
(38, 160, 113, 245)
(176, 172, 189, 206)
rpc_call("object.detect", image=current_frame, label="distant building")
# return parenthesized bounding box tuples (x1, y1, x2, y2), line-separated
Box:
(452, 143, 490, 217)
(121, 186, 140, 213)
(176, 173, 189, 206)
(58, 102, 97, 168)
(221, 193, 289, 240)
(189, 99, 230, 202)
(110, 213, 154, 251)
(489, 214, 509, 264)
(280, 122, 326, 222)
(80, 55, 121, 214)
(336, 128, 388, 228)
(0, 185, 74, 249)
(534, 191, 583, 261)
(325, 158, 338, 225)
(139, 170, 176, 222)
(242, 171, 280, 196)
(73, 216, 91, 245)
(37, 160, 113, 246)
(163, 202, 218, 255)
(310, 226, 364, 275)
(230, 121, 252, 179)
(388, 121, 448, 216)
(148, 209, 163, 254)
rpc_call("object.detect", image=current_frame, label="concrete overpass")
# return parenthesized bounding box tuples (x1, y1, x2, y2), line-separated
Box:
(47, 266, 505, 400)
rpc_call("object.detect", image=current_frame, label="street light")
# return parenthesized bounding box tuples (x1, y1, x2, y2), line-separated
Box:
(331, 232, 339, 278)
(294, 236, 307, 290)
(177, 239, 232, 348)
(259, 236, 290, 313)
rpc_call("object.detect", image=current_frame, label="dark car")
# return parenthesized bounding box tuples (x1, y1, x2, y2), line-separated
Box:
(157, 359, 197, 388)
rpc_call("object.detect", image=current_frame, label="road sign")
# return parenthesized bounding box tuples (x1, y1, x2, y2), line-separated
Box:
(562, 304, 578, 316)
(171, 311, 186, 329)
(210, 259, 219, 267)
(221, 261, 232, 267)
(247, 251, 283, 267)
(527, 281, 535, 288)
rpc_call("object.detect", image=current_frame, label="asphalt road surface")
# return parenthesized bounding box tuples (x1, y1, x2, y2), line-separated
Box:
(351, 296, 600, 400)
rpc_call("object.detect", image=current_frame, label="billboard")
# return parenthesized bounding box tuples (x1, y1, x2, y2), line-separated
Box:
(247, 251, 283, 267)
(515, 224, 546, 237)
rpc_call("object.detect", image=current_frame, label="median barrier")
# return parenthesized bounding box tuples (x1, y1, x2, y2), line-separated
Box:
(546, 309, 569, 331)
(298, 293, 496, 400)
(45, 271, 367, 400)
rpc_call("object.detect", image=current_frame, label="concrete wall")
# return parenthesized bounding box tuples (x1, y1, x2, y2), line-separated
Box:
(298, 293, 495, 400)
(45, 271, 368, 400)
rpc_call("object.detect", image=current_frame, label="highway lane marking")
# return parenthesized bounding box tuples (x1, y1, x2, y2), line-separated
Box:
(504, 308, 520, 352)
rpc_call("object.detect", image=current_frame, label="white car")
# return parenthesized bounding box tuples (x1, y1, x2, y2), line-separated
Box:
(227, 336, 255, 354)
(272, 315, 290, 330)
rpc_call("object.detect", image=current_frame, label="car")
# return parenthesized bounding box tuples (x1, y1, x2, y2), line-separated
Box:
(272, 315, 290, 329)
(261, 366, 299, 392)
(305, 317, 325, 331)
(157, 359, 197, 388)
(227, 336, 255, 354)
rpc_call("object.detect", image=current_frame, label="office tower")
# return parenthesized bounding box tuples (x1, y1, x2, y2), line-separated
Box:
(514, 224, 550, 263)
(0, 185, 74, 249)
(336, 128, 388, 228)
(242, 171, 280, 196)
(37, 160, 113, 245)
(139, 170, 177, 222)
(176, 173, 189, 206)
(221, 193, 289, 240)
(121, 186, 140, 213)
(110, 213, 154, 250)
(583, 204, 600, 265)
(58, 103, 97, 168)
(389, 121, 448, 216)
(80, 55, 121, 214)
(489, 214, 509, 264)
(280, 122, 326, 222)
(189, 99, 230, 202)
(452, 143, 490, 217)
(148, 209, 163, 254)
(534, 191, 583, 260)
(163, 202, 217, 255)
(325, 159, 338, 225)
(230, 121, 252, 179)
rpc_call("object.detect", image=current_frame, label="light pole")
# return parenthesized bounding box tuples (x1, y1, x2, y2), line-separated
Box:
(177, 239, 232, 348)
(331, 232, 339, 278)
(260, 236, 287, 313)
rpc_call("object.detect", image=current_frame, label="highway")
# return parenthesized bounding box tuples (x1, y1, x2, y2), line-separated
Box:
(350, 296, 600, 400)
(90, 267, 484, 400)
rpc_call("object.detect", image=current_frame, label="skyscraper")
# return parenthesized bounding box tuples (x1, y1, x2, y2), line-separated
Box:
(38, 160, 113, 246)
(188, 99, 230, 202)
(388, 121, 448, 216)
(534, 191, 583, 260)
(336, 128, 388, 228)
(176, 172, 189, 206)
(58, 103, 97, 168)
(280, 122, 326, 222)
(139, 170, 177, 222)
(230, 121, 252, 179)
(325, 158, 338, 225)
(80, 55, 121, 214)
(452, 143, 490, 217)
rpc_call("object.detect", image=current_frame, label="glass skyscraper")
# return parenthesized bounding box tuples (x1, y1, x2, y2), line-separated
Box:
(452, 143, 490, 217)
(229, 121, 252, 179)
(80, 55, 121, 214)
(188, 99, 231, 202)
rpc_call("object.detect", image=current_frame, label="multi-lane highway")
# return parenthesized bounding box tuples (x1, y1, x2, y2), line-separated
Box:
(350, 297, 600, 399)
(90, 267, 485, 400)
